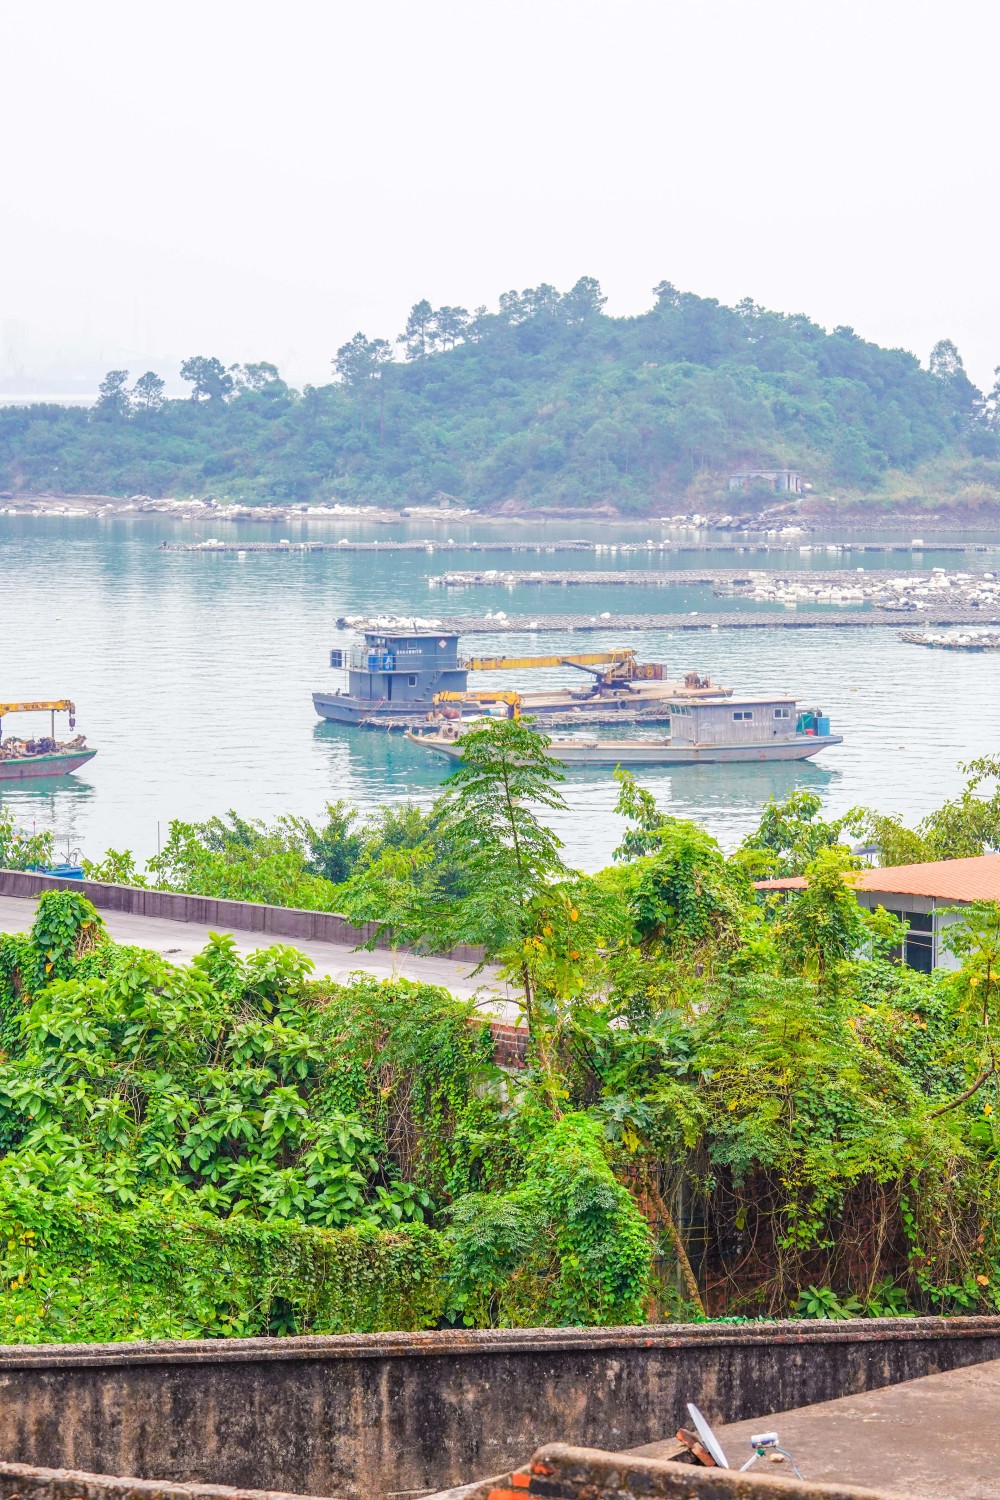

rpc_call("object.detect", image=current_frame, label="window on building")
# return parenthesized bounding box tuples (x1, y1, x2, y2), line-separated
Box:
(408, 675, 417, 686)
(733, 710, 754, 722)
(884, 908, 934, 973)
(774, 707, 791, 719)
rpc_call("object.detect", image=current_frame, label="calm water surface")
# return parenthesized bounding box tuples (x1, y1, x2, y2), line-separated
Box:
(2, 513, 999, 871)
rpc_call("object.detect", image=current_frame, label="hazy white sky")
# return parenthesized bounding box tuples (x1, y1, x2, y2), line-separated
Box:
(2, 0, 998, 390)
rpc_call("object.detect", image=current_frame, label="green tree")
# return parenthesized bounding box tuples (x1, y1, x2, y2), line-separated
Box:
(94, 369, 131, 419)
(398, 300, 437, 360)
(430, 719, 567, 1042)
(0, 808, 54, 872)
(738, 789, 858, 878)
(612, 768, 666, 861)
(982, 366, 1000, 431)
(850, 756, 1000, 866)
(435, 306, 469, 349)
(773, 847, 895, 990)
(300, 801, 364, 883)
(333, 333, 393, 437)
(623, 819, 749, 962)
(929, 338, 981, 416)
(131, 371, 165, 413)
(180, 355, 234, 402)
(933, 901, 1000, 1118)
(232, 361, 284, 394)
(561, 275, 606, 323)
(830, 428, 883, 486)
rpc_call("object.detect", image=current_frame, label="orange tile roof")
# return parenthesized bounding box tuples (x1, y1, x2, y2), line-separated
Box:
(756, 854, 1000, 903)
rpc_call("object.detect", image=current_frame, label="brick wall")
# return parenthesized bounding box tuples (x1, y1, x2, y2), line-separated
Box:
(489, 1023, 528, 1069)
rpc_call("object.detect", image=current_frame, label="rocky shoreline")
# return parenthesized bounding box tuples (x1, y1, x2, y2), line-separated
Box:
(2, 491, 1000, 534)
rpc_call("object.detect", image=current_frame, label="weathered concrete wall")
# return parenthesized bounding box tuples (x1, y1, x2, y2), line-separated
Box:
(464, 1444, 896, 1500)
(0, 1459, 333, 1500)
(0, 1321, 997, 1500)
(0, 869, 484, 962)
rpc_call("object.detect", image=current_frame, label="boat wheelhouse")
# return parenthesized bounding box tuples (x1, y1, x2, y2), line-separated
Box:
(406, 693, 843, 766)
(666, 696, 834, 752)
(314, 631, 469, 726)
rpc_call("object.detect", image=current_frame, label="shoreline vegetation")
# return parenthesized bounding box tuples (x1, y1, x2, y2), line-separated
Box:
(3, 279, 1000, 518)
(2, 734, 1000, 1338)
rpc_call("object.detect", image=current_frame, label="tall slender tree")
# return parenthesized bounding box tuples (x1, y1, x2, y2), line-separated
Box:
(398, 300, 437, 360)
(95, 369, 131, 418)
(429, 719, 567, 1040)
(131, 371, 165, 413)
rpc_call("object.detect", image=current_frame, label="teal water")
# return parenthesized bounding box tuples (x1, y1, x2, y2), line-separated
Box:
(2, 513, 999, 872)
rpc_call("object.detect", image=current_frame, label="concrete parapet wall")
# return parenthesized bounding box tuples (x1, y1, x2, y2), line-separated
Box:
(0, 1320, 996, 1500)
(467, 1444, 893, 1500)
(0, 869, 484, 962)
(0, 1460, 332, 1500)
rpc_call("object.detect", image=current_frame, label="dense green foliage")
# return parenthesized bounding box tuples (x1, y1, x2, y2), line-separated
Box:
(0, 1188, 448, 1341)
(83, 802, 458, 911)
(9, 735, 1000, 1336)
(735, 758, 1000, 880)
(2, 283, 995, 510)
(0, 890, 651, 1336)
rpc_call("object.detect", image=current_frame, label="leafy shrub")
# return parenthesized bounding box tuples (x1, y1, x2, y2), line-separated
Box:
(448, 1113, 652, 1327)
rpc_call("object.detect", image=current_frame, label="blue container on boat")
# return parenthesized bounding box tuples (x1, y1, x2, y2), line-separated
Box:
(816, 716, 831, 737)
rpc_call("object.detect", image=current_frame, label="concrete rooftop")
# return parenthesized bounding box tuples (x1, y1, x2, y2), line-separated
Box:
(633, 1356, 1000, 1499)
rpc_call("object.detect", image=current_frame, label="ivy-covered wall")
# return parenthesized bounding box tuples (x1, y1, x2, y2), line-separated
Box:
(0, 1181, 449, 1342)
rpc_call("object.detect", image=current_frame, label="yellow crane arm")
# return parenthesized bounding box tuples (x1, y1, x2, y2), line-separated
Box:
(0, 700, 75, 716)
(436, 690, 522, 703)
(463, 650, 636, 672)
(434, 690, 522, 718)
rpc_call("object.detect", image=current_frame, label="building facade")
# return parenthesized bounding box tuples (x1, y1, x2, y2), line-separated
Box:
(728, 469, 803, 495)
(757, 854, 1000, 973)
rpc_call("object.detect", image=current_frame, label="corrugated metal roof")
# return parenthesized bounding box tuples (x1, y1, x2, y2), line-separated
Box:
(690, 697, 796, 707)
(756, 854, 1000, 902)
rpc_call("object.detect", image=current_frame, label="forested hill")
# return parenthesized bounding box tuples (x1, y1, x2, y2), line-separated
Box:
(2, 279, 997, 513)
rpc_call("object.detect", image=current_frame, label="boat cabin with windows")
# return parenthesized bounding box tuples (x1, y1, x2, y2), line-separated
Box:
(328, 630, 468, 706)
(668, 696, 829, 747)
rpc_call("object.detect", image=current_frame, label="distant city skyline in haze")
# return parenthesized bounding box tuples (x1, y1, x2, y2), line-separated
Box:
(2, 0, 998, 393)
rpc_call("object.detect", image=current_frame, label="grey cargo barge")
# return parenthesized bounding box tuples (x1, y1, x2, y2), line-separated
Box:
(312, 628, 726, 729)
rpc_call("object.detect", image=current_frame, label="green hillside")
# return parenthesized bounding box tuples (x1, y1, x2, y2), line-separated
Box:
(1, 279, 996, 512)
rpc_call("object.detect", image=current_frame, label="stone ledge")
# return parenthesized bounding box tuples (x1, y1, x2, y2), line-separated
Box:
(464, 1444, 897, 1500)
(0, 1316, 996, 1369)
(0, 1460, 332, 1500)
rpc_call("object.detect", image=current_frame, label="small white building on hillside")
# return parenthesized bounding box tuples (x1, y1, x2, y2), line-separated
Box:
(756, 854, 1000, 973)
(728, 469, 803, 495)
